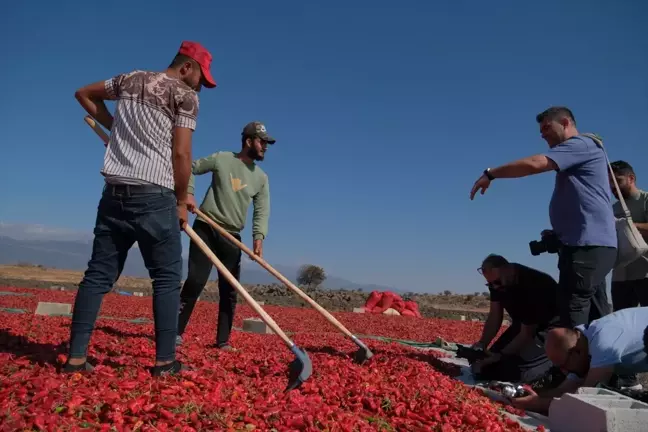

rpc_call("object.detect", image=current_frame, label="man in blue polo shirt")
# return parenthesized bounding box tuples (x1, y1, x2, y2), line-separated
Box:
(510, 307, 648, 413)
(470, 106, 617, 328)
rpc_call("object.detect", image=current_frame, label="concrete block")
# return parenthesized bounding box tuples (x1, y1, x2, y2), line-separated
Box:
(0, 291, 33, 297)
(459, 315, 466, 321)
(549, 387, 648, 432)
(353, 307, 365, 313)
(133, 292, 144, 297)
(502, 319, 510, 326)
(35, 302, 71, 316)
(258, 301, 265, 306)
(471, 318, 480, 322)
(577, 387, 623, 397)
(242, 318, 274, 335)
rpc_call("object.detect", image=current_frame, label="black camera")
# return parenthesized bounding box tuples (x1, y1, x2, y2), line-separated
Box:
(456, 345, 488, 365)
(529, 231, 561, 256)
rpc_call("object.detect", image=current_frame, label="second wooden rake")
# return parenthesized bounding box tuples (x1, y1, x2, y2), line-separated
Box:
(193, 208, 374, 364)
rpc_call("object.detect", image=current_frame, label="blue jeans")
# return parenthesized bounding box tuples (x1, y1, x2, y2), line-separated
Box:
(68, 183, 182, 363)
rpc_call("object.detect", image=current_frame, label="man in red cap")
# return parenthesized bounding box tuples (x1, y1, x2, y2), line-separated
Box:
(64, 41, 216, 376)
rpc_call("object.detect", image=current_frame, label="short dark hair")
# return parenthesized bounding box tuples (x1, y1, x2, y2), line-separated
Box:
(536, 106, 576, 126)
(610, 160, 635, 177)
(169, 54, 198, 69)
(481, 254, 509, 270)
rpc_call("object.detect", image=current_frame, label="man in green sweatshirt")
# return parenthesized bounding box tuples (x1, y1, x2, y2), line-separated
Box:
(176, 121, 274, 349)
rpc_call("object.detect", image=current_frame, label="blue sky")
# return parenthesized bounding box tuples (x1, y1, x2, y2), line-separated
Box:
(1, 1, 647, 293)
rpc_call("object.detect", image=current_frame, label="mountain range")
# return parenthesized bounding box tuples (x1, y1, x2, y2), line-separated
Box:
(0, 223, 398, 292)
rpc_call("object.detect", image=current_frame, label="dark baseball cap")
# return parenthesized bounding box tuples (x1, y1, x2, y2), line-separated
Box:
(242, 121, 276, 144)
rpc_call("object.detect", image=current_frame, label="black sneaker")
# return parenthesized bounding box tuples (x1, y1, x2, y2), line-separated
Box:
(609, 374, 643, 391)
(217, 344, 237, 352)
(61, 361, 94, 373)
(150, 360, 188, 377)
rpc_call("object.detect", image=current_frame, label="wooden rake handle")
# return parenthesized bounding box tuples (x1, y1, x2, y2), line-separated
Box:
(84, 116, 110, 146)
(183, 222, 295, 348)
(82, 116, 297, 349)
(194, 208, 358, 341)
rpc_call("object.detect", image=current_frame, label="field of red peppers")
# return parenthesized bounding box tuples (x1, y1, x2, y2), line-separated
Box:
(0, 286, 533, 432)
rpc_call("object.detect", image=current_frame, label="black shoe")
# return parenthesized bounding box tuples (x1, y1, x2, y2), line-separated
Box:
(215, 343, 238, 352)
(61, 361, 94, 373)
(609, 374, 643, 391)
(150, 360, 187, 377)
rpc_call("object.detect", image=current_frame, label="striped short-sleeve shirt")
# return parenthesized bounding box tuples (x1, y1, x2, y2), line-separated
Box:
(101, 70, 199, 190)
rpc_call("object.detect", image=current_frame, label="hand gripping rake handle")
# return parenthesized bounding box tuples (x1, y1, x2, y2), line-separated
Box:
(84, 113, 311, 388)
(194, 208, 374, 363)
(81, 113, 305, 354)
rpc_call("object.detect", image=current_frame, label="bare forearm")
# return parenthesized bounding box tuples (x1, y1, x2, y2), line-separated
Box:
(75, 93, 113, 131)
(480, 314, 502, 346)
(172, 127, 194, 202)
(490, 155, 556, 179)
(173, 153, 192, 202)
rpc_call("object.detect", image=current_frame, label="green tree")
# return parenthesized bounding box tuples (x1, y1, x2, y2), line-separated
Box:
(297, 264, 327, 289)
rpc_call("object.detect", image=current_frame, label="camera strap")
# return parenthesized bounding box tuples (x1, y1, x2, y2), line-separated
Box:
(582, 133, 631, 219)
(583, 132, 648, 267)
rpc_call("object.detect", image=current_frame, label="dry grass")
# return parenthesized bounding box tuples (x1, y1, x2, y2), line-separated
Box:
(0, 264, 151, 289)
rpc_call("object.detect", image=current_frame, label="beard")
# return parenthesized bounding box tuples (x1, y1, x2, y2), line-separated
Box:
(246, 147, 264, 161)
(613, 187, 631, 200)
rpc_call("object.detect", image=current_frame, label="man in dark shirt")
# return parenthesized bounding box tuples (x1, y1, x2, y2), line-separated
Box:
(470, 254, 562, 385)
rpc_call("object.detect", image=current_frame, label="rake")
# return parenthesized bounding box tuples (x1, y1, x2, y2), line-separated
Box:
(183, 223, 312, 391)
(83, 115, 312, 390)
(194, 208, 374, 364)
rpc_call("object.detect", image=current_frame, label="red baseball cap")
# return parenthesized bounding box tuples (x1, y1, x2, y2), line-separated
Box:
(178, 41, 217, 88)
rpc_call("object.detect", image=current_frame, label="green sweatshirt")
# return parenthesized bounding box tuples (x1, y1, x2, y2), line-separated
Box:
(187, 151, 270, 240)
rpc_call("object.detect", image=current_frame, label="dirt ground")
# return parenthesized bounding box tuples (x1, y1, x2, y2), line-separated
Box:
(0, 264, 493, 320)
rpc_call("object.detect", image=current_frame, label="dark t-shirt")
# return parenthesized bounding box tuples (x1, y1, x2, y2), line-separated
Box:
(489, 263, 560, 332)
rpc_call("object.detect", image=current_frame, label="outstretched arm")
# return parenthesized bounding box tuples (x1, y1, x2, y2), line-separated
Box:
(187, 154, 220, 196)
(512, 375, 582, 413)
(488, 155, 558, 179)
(470, 155, 557, 199)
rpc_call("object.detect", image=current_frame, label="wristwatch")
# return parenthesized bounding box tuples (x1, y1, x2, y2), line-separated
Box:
(483, 168, 495, 181)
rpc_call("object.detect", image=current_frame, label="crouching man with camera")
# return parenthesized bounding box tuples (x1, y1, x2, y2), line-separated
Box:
(470, 106, 617, 328)
(470, 255, 563, 388)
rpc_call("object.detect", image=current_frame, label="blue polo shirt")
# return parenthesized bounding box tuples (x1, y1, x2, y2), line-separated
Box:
(568, 307, 648, 380)
(543, 135, 617, 248)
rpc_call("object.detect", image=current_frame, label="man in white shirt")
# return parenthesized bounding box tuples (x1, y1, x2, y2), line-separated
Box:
(511, 307, 648, 413)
